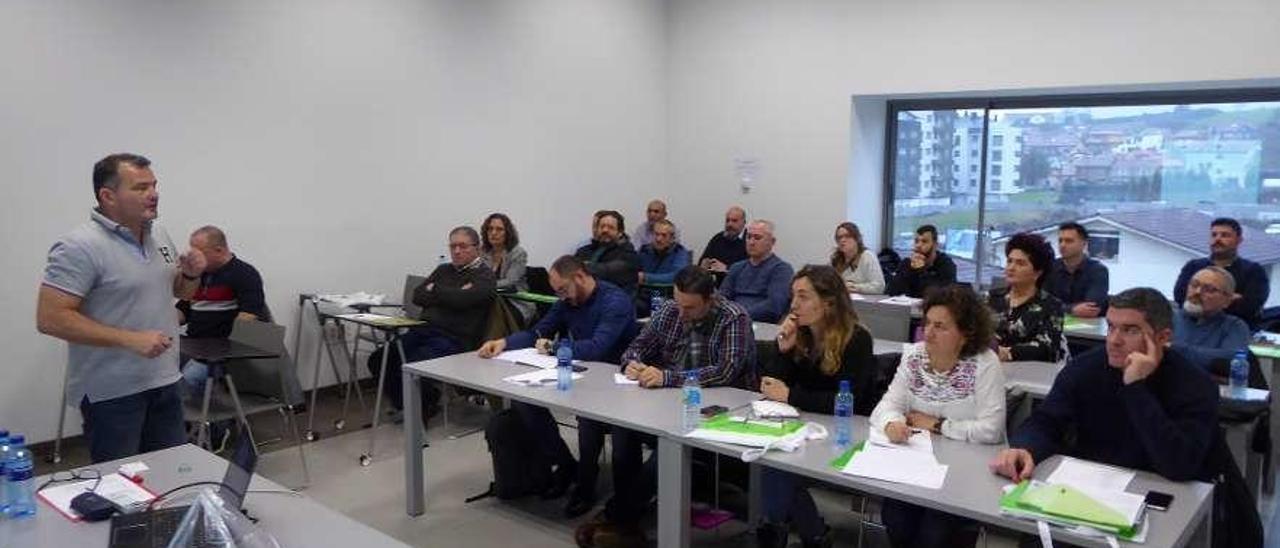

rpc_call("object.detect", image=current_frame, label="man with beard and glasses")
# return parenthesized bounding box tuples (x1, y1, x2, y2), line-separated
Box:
(1172, 266, 1250, 369)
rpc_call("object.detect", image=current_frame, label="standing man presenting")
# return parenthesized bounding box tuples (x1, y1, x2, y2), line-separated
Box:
(37, 153, 205, 462)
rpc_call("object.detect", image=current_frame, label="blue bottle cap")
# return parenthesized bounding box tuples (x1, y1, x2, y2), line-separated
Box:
(838, 380, 851, 391)
(9, 434, 23, 445)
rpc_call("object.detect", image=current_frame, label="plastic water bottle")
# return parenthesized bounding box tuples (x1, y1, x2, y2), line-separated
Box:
(834, 380, 854, 449)
(650, 293, 663, 317)
(556, 341, 573, 391)
(4, 435, 35, 519)
(1230, 350, 1249, 398)
(682, 370, 702, 433)
(0, 429, 10, 516)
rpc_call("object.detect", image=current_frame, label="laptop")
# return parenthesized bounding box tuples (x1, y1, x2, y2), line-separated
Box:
(108, 436, 258, 548)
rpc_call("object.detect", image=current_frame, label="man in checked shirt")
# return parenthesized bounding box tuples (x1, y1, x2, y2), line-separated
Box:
(575, 265, 757, 548)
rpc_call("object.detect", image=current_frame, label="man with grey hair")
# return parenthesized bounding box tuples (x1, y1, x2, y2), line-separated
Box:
(37, 153, 206, 462)
(992, 287, 1219, 483)
(1172, 265, 1251, 368)
(720, 219, 794, 322)
(632, 199, 681, 247)
(368, 225, 496, 422)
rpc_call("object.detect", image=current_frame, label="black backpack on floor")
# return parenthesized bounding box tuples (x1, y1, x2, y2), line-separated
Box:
(467, 409, 553, 502)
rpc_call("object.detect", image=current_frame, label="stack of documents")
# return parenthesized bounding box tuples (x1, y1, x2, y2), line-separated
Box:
(502, 368, 583, 387)
(685, 414, 805, 447)
(38, 474, 156, 521)
(839, 428, 948, 489)
(880, 295, 923, 307)
(1000, 457, 1146, 540)
(333, 313, 422, 327)
(494, 348, 571, 369)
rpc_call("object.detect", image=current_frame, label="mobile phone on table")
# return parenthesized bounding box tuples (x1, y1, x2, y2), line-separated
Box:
(1144, 490, 1174, 511)
(700, 405, 728, 417)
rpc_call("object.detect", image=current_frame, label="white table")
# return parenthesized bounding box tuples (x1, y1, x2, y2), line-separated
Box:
(683, 411, 1214, 547)
(4, 444, 408, 547)
(401, 353, 1214, 547)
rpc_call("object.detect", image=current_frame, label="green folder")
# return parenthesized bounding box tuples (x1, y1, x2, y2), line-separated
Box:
(507, 291, 559, 304)
(699, 414, 805, 437)
(828, 442, 866, 469)
(1000, 481, 1139, 539)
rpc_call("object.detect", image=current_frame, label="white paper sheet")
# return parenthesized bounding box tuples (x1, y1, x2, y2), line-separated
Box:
(867, 427, 934, 454)
(495, 348, 571, 369)
(750, 400, 799, 418)
(841, 444, 948, 489)
(613, 373, 639, 385)
(881, 295, 923, 306)
(502, 368, 583, 386)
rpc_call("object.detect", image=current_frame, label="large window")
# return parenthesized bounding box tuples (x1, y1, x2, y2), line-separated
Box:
(885, 90, 1280, 304)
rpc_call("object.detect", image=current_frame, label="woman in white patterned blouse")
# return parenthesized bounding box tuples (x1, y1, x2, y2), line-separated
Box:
(869, 284, 1006, 548)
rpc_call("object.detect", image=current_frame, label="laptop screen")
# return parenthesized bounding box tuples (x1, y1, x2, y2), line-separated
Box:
(218, 434, 257, 509)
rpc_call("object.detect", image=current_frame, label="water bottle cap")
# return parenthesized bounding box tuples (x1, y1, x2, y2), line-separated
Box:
(0, 429, 8, 438)
(685, 370, 698, 380)
(9, 434, 23, 445)
(1236, 350, 1249, 357)
(838, 380, 850, 391)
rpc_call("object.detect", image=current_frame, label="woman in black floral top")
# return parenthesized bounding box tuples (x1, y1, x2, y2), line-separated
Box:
(988, 232, 1066, 362)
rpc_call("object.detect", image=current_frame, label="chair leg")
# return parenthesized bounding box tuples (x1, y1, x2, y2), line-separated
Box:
(51, 367, 70, 464)
(223, 374, 259, 454)
(281, 405, 311, 488)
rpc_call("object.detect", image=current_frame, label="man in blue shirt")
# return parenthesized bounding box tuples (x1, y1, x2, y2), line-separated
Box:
(1173, 217, 1269, 330)
(637, 219, 690, 314)
(991, 288, 1219, 484)
(1047, 222, 1110, 318)
(478, 255, 638, 517)
(1173, 266, 1251, 369)
(721, 219, 793, 322)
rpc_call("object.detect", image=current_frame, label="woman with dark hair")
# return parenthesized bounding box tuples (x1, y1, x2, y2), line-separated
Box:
(756, 265, 878, 548)
(481, 212, 533, 322)
(871, 284, 1005, 548)
(830, 222, 885, 294)
(988, 232, 1066, 363)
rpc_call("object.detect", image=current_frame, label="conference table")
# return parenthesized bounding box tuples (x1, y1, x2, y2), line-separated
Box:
(5, 444, 408, 548)
(401, 352, 1213, 547)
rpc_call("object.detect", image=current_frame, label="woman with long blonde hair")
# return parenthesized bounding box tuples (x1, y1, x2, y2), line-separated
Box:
(756, 264, 878, 548)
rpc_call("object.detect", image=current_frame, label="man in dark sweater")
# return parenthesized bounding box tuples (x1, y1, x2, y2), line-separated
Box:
(698, 205, 748, 278)
(178, 225, 271, 337)
(991, 287, 1219, 483)
(478, 255, 639, 517)
(574, 210, 640, 295)
(891, 224, 957, 298)
(370, 226, 496, 414)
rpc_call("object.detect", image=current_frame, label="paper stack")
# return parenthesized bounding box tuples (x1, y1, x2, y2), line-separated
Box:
(840, 427, 948, 489)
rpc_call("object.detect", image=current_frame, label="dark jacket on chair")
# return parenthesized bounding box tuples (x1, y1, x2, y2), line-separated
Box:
(575, 238, 641, 295)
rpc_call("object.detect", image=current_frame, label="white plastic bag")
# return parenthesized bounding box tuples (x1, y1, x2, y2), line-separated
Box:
(165, 488, 280, 548)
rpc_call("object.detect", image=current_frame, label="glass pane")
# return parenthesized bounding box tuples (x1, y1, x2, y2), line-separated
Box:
(981, 101, 1280, 305)
(891, 108, 986, 284)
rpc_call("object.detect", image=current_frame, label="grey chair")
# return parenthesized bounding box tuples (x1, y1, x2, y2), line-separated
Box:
(185, 320, 310, 487)
(853, 299, 913, 343)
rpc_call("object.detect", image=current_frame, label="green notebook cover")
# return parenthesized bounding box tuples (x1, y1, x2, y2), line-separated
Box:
(999, 481, 1137, 539)
(509, 291, 559, 304)
(699, 414, 805, 437)
(828, 442, 867, 469)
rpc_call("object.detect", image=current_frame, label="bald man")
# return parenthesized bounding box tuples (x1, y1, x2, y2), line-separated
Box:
(699, 206, 748, 274)
(633, 199, 681, 247)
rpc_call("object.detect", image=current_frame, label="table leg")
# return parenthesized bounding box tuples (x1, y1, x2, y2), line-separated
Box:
(656, 436, 690, 548)
(404, 363, 425, 516)
(361, 330, 395, 466)
(198, 376, 215, 449)
(1267, 355, 1277, 494)
(747, 463, 762, 528)
(223, 373, 259, 454)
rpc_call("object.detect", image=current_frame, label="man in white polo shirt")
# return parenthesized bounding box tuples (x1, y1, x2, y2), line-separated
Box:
(37, 153, 206, 462)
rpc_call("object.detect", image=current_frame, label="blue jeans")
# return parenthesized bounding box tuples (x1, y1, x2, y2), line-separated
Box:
(79, 382, 187, 463)
(180, 359, 210, 399)
(761, 468, 826, 539)
(367, 326, 464, 410)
